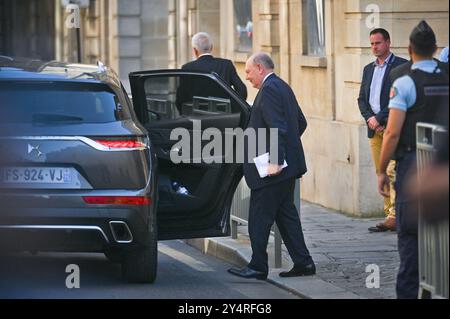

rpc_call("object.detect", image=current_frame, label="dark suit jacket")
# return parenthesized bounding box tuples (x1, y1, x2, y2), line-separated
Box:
(243, 74, 307, 190)
(182, 55, 248, 100)
(358, 54, 408, 138)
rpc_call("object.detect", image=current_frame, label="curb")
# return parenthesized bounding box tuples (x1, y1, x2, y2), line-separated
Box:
(185, 237, 362, 299)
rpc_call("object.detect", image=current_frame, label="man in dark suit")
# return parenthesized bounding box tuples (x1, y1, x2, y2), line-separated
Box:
(358, 28, 408, 232)
(182, 32, 247, 100)
(175, 32, 247, 115)
(227, 53, 315, 280)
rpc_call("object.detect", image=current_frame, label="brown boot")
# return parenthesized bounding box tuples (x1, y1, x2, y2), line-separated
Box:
(368, 217, 396, 232)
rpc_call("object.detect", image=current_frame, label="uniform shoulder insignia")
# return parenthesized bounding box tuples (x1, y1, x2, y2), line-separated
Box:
(390, 86, 398, 99)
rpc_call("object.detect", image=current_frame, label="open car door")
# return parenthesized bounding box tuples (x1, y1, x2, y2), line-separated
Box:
(129, 70, 250, 240)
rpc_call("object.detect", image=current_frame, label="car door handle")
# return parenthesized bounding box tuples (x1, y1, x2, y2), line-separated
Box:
(170, 147, 182, 155)
(160, 147, 181, 156)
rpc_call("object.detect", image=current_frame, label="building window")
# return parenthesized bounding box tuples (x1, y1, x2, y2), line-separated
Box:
(302, 0, 325, 56)
(233, 0, 252, 52)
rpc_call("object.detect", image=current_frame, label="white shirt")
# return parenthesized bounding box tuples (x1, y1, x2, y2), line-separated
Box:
(369, 53, 393, 114)
(439, 47, 449, 63)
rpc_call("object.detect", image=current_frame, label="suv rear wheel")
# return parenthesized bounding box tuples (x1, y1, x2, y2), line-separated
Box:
(122, 242, 157, 283)
(121, 223, 157, 283)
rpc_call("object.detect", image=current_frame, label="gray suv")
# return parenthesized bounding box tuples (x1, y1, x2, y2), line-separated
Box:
(0, 57, 250, 283)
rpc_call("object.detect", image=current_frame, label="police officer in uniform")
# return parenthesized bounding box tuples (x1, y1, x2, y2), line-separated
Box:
(377, 20, 449, 299)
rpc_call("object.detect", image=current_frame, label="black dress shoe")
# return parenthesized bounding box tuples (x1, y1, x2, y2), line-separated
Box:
(227, 266, 268, 280)
(279, 263, 316, 277)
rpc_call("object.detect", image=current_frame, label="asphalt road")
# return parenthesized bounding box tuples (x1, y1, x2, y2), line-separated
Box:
(0, 240, 299, 299)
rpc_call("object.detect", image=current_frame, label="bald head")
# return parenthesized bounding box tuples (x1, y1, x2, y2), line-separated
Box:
(245, 53, 275, 89)
(249, 53, 275, 71)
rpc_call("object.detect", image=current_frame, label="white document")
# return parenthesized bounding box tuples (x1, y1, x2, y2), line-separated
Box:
(253, 152, 288, 178)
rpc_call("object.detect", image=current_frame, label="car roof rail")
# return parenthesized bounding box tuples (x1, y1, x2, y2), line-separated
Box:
(97, 60, 107, 73)
(0, 55, 14, 69)
(0, 55, 14, 61)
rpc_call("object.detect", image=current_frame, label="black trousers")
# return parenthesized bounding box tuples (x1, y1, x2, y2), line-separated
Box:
(395, 152, 419, 299)
(248, 178, 313, 273)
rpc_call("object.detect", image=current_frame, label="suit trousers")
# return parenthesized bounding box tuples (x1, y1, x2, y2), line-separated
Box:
(369, 131, 396, 219)
(248, 178, 313, 273)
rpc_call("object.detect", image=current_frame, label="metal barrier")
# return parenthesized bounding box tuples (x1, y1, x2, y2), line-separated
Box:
(230, 177, 301, 268)
(416, 123, 449, 299)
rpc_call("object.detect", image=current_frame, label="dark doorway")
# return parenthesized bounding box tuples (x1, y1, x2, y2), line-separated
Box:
(0, 0, 55, 60)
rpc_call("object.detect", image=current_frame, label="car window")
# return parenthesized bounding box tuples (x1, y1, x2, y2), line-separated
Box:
(142, 75, 241, 123)
(0, 81, 130, 124)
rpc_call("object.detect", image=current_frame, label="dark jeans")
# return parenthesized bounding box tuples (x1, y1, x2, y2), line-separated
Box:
(395, 152, 419, 299)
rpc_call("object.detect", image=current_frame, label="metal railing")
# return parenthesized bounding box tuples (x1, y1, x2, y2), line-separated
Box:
(416, 123, 449, 299)
(230, 177, 300, 268)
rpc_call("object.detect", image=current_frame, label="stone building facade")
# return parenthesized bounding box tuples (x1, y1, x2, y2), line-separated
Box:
(1, 0, 448, 216)
(170, 0, 449, 217)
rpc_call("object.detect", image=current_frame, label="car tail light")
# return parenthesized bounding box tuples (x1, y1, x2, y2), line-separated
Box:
(83, 196, 152, 206)
(94, 139, 146, 149)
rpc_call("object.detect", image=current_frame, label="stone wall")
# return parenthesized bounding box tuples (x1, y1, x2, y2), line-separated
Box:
(0, 0, 55, 60)
(168, 0, 221, 68)
(168, 0, 448, 216)
(115, 0, 169, 91)
(49, 0, 448, 217)
(55, 0, 169, 91)
(55, 0, 113, 67)
(248, 0, 448, 216)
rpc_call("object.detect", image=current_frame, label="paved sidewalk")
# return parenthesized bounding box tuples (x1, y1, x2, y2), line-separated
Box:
(186, 201, 399, 299)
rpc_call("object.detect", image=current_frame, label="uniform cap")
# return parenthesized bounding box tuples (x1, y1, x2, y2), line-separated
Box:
(409, 20, 436, 49)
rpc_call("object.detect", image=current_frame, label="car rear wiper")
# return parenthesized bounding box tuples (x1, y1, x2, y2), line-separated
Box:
(70, 72, 96, 80)
(31, 113, 84, 122)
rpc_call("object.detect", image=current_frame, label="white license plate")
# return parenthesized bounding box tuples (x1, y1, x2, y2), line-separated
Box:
(0, 167, 72, 184)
